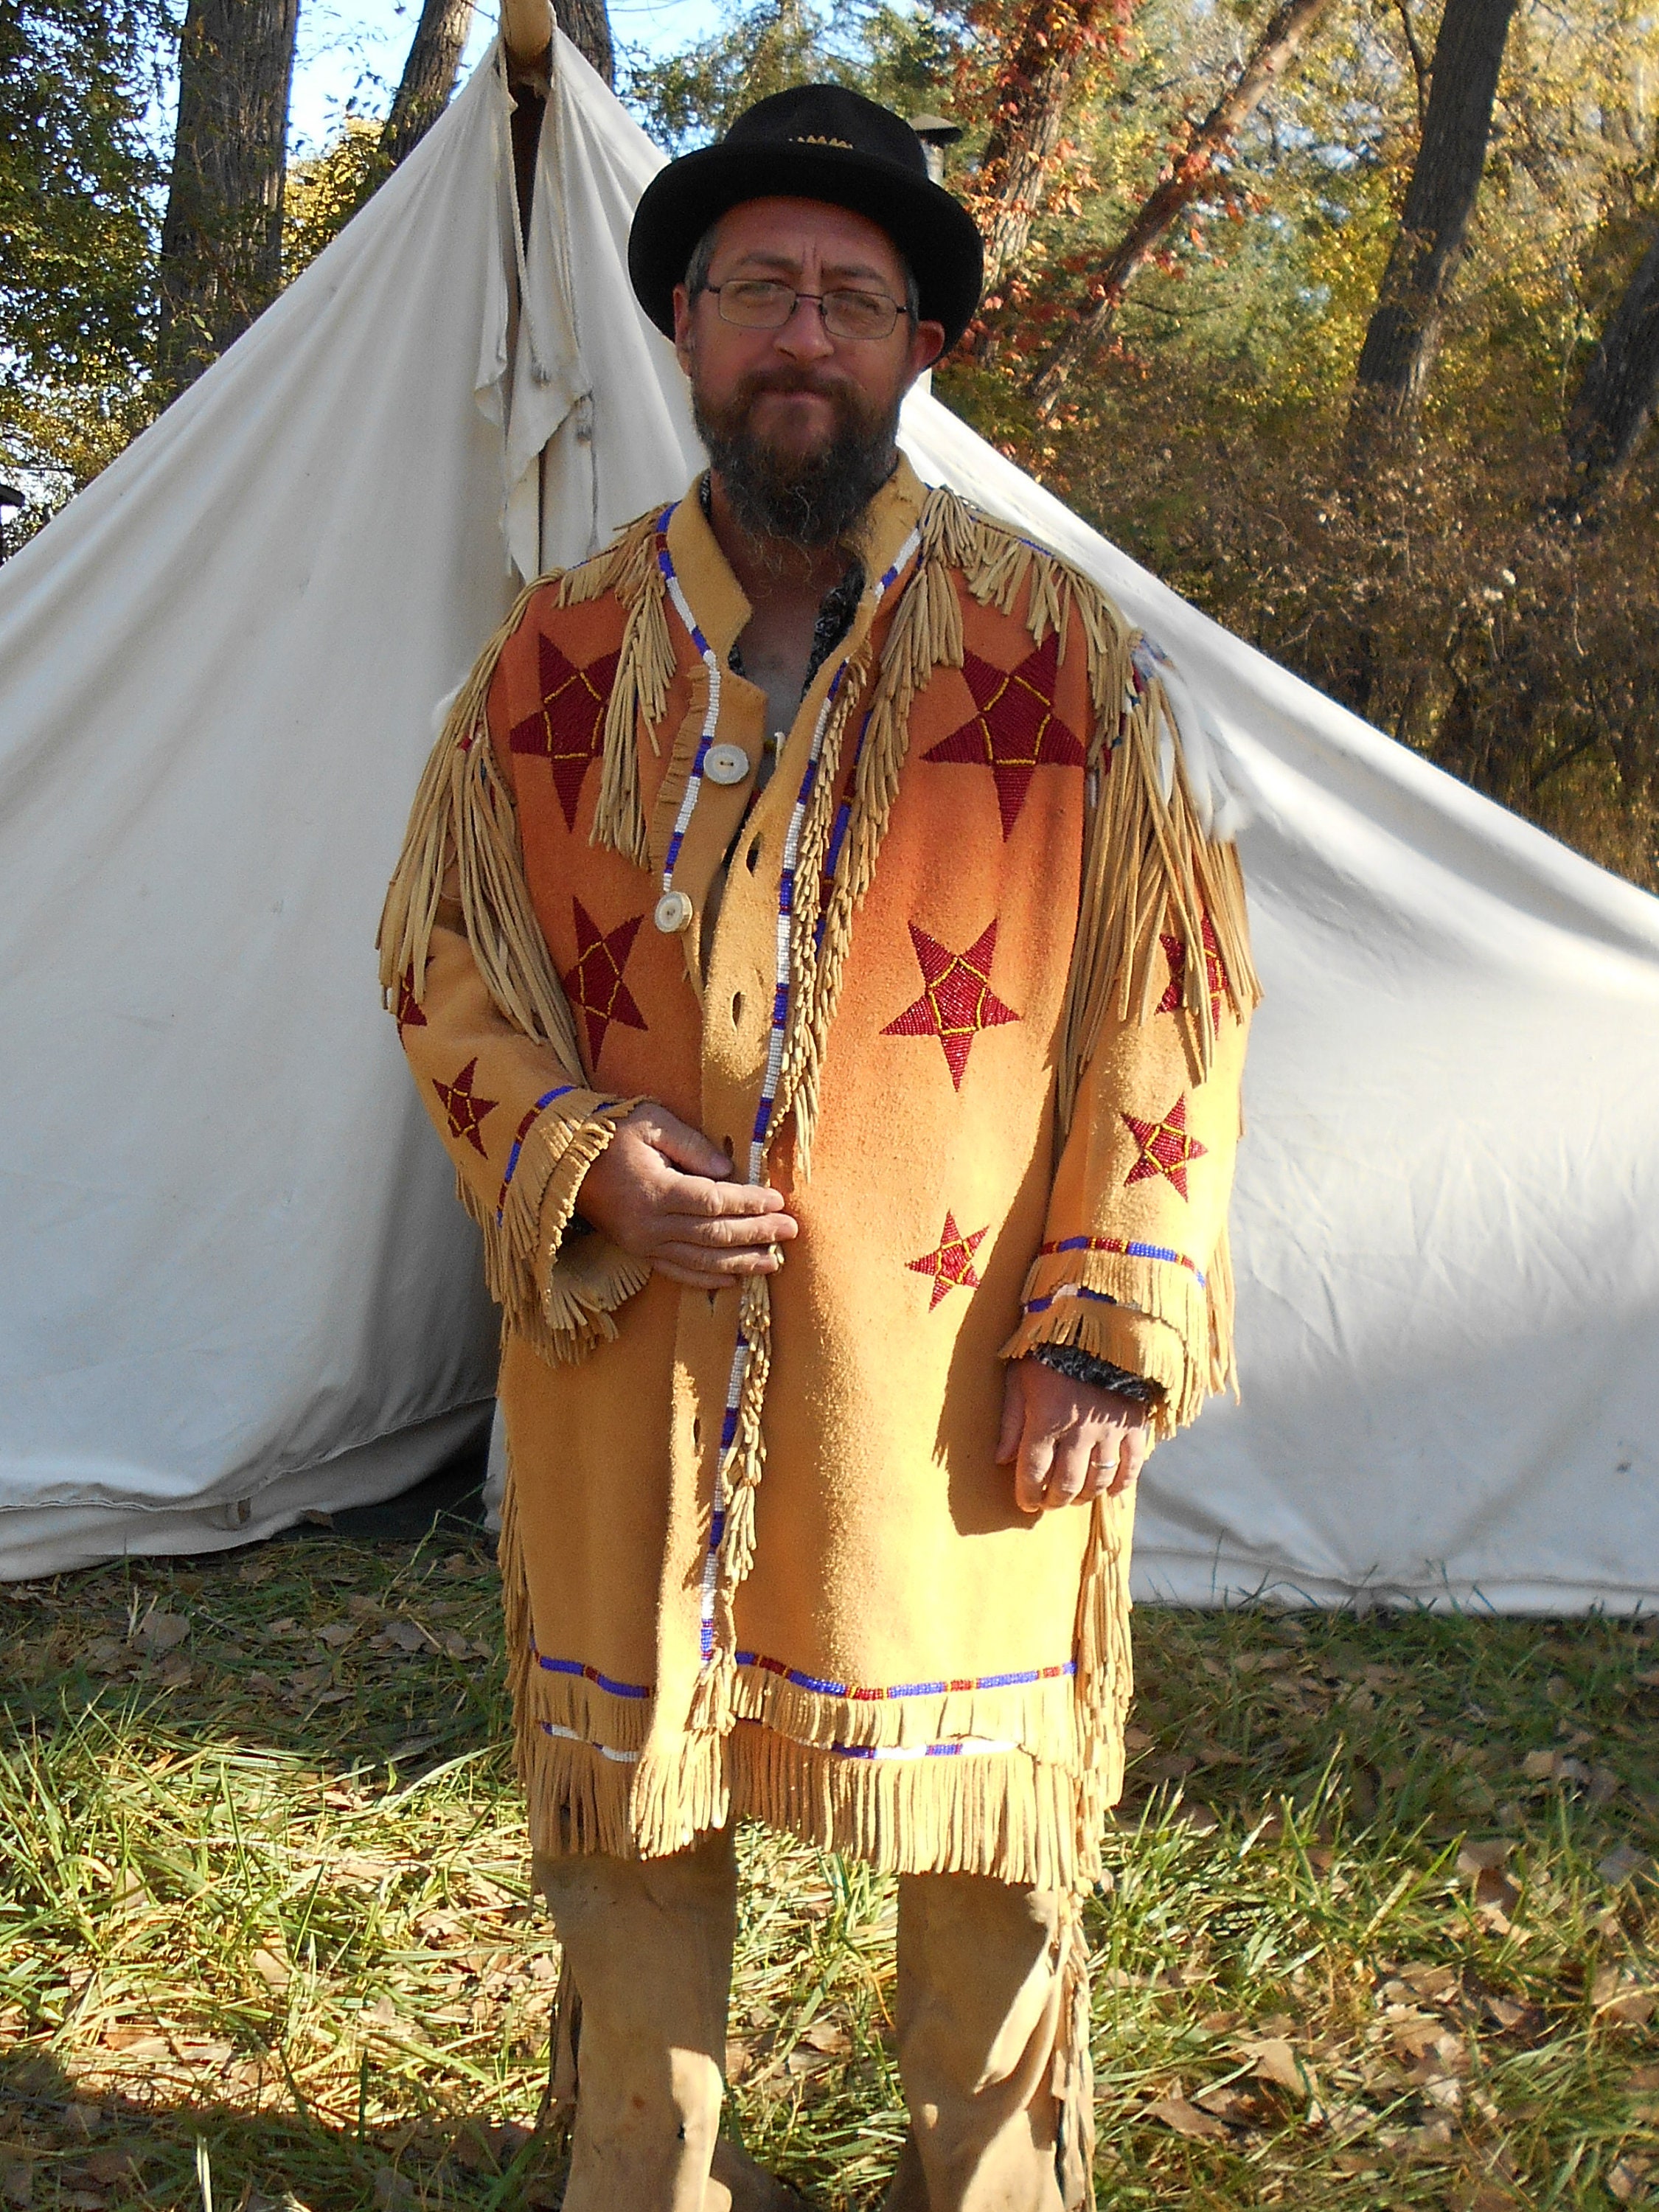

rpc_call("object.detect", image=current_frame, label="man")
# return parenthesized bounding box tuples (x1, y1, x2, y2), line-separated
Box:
(380, 64, 1256, 2212)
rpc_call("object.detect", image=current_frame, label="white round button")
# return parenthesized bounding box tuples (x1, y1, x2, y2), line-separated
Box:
(704, 742, 751, 786)
(654, 890, 694, 934)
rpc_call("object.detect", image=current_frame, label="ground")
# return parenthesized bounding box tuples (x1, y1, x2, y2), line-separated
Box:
(1, 1514, 1655, 2211)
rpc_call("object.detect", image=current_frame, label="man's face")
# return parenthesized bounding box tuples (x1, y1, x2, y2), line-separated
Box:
(672, 197, 946, 549)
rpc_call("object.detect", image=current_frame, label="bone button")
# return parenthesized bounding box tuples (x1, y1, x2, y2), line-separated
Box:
(653, 890, 694, 933)
(704, 742, 751, 785)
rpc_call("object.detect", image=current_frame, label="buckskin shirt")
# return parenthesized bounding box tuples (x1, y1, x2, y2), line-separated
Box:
(379, 456, 1256, 1898)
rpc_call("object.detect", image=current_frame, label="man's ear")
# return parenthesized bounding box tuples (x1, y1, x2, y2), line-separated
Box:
(905, 319, 947, 388)
(672, 284, 696, 376)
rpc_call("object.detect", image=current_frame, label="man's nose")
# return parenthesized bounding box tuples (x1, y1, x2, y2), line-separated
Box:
(773, 296, 837, 361)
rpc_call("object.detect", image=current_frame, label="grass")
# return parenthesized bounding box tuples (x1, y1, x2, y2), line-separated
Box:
(1, 1527, 1655, 2210)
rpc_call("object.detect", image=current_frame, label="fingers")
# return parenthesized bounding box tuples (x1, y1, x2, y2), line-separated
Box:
(1013, 1422, 1054, 1514)
(1041, 1430, 1095, 1510)
(641, 1109, 736, 1182)
(995, 1368, 1025, 1467)
(653, 1239, 787, 1285)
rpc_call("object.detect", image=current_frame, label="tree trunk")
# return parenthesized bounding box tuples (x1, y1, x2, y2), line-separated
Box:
(1029, 0, 1330, 416)
(156, 0, 299, 395)
(974, 0, 1116, 310)
(1346, 0, 1517, 456)
(380, 0, 476, 168)
(1566, 224, 1659, 497)
(554, 0, 613, 86)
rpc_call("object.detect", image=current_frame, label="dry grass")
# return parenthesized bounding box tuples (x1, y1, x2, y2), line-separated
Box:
(1, 1529, 1655, 2209)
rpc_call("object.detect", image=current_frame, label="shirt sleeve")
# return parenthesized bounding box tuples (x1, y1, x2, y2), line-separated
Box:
(379, 594, 649, 1365)
(1001, 625, 1257, 1437)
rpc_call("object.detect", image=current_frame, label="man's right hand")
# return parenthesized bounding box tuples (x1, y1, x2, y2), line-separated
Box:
(575, 1105, 798, 1290)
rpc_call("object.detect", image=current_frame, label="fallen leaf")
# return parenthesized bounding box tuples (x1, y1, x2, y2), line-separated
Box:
(1123, 1725, 1153, 1752)
(724, 2039, 751, 2082)
(1456, 1840, 1511, 1875)
(1145, 2095, 1227, 2139)
(78, 2154, 137, 2185)
(316, 1622, 357, 1648)
(0, 2157, 31, 2208)
(1473, 1864, 1522, 1914)
(1402, 1964, 1458, 2000)
(1604, 1992, 1657, 2026)
(1461, 2187, 1517, 2212)
(131, 1611, 189, 1653)
(1600, 1844, 1651, 1886)
(1144, 1753, 1197, 1784)
(1608, 2158, 1647, 2203)
(1627, 2065, 1659, 2091)
(251, 1946, 291, 1993)
(799, 2018, 850, 2055)
(1522, 1750, 1558, 1781)
(372, 2172, 413, 2210)
(1246, 2037, 1312, 2095)
(1192, 2082, 1262, 2122)
(373, 1621, 431, 1655)
(1172, 1800, 1220, 1835)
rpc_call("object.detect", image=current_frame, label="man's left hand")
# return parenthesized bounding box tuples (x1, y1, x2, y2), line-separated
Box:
(995, 1357, 1151, 1515)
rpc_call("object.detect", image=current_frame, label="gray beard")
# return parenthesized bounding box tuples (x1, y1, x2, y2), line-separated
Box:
(692, 378, 900, 559)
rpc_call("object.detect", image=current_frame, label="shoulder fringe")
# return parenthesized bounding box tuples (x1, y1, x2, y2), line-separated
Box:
(377, 577, 588, 1077)
(582, 512, 675, 869)
(1059, 653, 1260, 1127)
(377, 557, 652, 1360)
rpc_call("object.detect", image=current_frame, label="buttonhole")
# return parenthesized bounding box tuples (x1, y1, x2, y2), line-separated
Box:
(721, 1135, 735, 1163)
(731, 990, 744, 1026)
(745, 839, 762, 873)
(692, 1416, 702, 1450)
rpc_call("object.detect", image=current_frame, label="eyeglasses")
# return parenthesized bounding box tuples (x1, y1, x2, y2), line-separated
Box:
(706, 277, 905, 342)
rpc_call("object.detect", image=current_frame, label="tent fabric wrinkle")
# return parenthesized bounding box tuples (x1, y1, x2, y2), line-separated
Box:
(0, 34, 1655, 1603)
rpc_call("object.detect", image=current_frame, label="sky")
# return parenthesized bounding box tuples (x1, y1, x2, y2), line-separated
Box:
(288, 0, 726, 153)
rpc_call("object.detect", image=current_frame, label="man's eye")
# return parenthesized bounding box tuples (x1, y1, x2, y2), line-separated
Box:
(827, 291, 889, 327)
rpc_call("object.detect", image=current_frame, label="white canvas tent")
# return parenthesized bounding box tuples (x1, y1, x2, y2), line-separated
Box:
(2, 39, 1656, 1604)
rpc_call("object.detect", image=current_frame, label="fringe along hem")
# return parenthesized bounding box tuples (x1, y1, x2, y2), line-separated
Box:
(519, 1718, 1108, 1892)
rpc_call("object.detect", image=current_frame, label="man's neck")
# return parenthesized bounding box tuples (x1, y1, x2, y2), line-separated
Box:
(705, 473, 855, 616)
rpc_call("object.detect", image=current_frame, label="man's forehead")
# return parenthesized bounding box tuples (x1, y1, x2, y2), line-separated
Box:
(711, 197, 905, 279)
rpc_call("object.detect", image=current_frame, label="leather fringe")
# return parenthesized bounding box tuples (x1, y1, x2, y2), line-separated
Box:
(1057, 667, 1260, 1131)
(1002, 1242, 1234, 1436)
(453, 1100, 647, 1366)
(586, 513, 675, 866)
(731, 1725, 1083, 1890)
(377, 582, 588, 1077)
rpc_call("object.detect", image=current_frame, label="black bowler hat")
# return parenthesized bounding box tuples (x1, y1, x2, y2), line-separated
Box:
(627, 84, 984, 351)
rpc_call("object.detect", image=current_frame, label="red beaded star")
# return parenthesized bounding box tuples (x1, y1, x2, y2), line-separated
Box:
(907, 1211, 988, 1310)
(1157, 915, 1229, 1031)
(508, 633, 621, 830)
(432, 1057, 497, 1157)
(881, 919, 1020, 1091)
(923, 630, 1085, 838)
(1121, 1093, 1207, 1201)
(562, 897, 647, 1065)
(394, 968, 427, 1030)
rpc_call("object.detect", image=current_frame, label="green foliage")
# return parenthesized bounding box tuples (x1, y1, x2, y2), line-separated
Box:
(0, 0, 171, 502)
(2, 1537, 1655, 2206)
(283, 119, 392, 282)
(619, 0, 965, 156)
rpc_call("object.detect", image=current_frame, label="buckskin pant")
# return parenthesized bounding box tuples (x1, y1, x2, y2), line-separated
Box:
(535, 1825, 1082, 2211)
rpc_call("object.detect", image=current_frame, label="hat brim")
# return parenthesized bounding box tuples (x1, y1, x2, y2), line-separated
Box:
(627, 140, 984, 352)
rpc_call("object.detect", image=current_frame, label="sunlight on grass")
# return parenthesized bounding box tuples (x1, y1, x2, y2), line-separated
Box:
(1, 1535, 1655, 2208)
